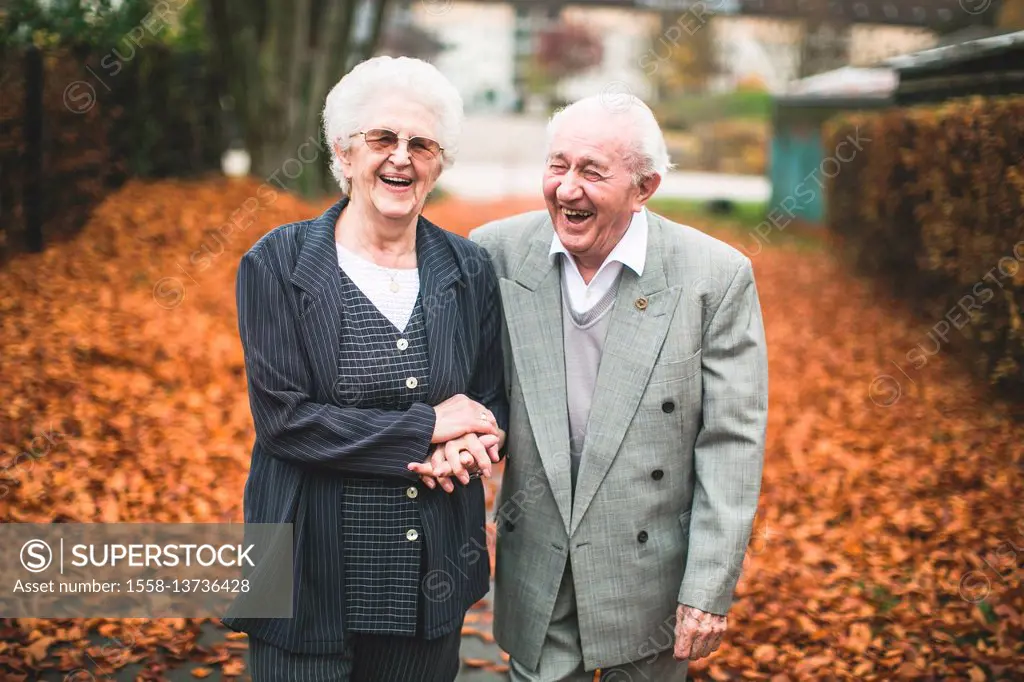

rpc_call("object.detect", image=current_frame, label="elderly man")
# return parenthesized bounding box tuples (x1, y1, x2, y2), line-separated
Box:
(469, 95, 768, 681)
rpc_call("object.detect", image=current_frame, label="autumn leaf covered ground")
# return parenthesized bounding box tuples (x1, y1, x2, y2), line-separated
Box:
(1, 178, 1022, 681)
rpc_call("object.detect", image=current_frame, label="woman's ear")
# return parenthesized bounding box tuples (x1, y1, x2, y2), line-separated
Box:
(334, 141, 353, 180)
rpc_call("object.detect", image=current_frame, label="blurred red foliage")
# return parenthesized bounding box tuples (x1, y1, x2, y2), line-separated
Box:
(534, 21, 604, 82)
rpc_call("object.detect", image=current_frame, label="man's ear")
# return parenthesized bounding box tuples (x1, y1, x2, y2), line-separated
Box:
(633, 172, 662, 211)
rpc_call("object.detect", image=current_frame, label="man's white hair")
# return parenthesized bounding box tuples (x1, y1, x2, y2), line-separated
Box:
(546, 94, 674, 185)
(322, 56, 464, 195)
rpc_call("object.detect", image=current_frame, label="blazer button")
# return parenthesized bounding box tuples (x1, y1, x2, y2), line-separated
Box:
(406, 529, 419, 541)
(651, 469, 664, 481)
(662, 400, 675, 414)
(637, 531, 649, 543)
(406, 486, 419, 499)
(406, 377, 418, 389)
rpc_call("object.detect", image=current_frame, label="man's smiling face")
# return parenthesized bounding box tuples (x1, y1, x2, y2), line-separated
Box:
(543, 108, 656, 272)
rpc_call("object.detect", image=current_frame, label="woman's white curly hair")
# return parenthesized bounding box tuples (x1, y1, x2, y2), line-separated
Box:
(322, 56, 464, 195)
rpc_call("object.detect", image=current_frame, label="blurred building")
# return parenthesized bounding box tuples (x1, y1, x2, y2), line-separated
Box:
(768, 27, 1024, 224)
(769, 65, 896, 223)
(888, 28, 1024, 104)
(387, 0, 1002, 110)
(402, 1, 520, 111)
(710, 16, 803, 92)
(711, 17, 939, 90)
(557, 5, 659, 104)
(848, 24, 937, 66)
(403, 0, 660, 111)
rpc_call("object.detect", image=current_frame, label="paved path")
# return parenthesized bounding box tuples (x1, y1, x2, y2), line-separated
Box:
(36, 619, 509, 681)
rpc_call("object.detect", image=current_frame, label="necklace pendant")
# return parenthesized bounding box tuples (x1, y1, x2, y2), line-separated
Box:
(389, 281, 400, 293)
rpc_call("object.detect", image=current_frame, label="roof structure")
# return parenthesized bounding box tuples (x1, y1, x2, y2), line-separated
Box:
(786, 65, 897, 97)
(775, 65, 896, 108)
(885, 29, 1024, 74)
(469, 0, 1000, 27)
(886, 29, 1024, 104)
(773, 29, 1024, 107)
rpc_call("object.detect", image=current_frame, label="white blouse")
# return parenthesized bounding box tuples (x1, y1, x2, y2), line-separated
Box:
(336, 243, 420, 332)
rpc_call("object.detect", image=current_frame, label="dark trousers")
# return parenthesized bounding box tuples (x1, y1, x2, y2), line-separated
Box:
(248, 624, 463, 682)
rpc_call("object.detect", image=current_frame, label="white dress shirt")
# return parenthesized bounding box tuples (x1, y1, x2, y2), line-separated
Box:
(549, 208, 648, 315)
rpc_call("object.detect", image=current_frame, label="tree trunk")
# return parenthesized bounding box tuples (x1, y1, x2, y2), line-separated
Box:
(206, 0, 391, 198)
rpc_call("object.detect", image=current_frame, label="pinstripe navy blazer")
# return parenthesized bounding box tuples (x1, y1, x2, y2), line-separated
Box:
(222, 199, 508, 654)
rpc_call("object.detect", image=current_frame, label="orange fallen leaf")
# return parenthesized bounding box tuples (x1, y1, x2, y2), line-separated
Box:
(462, 658, 493, 668)
(709, 664, 732, 680)
(223, 658, 246, 676)
(23, 637, 55, 664)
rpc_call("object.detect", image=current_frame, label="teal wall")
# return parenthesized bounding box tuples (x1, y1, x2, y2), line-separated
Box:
(769, 122, 826, 223)
(769, 99, 890, 225)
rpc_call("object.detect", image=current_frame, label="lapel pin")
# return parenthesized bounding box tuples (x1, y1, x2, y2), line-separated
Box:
(634, 297, 648, 311)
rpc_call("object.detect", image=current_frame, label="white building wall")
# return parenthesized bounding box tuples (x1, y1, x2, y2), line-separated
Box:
(411, 1, 518, 112)
(557, 7, 660, 103)
(710, 16, 802, 93)
(408, 3, 932, 110)
(848, 24, 937, 66)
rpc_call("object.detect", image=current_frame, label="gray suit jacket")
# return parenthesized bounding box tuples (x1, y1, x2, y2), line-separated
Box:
(470, 210, 768, 670)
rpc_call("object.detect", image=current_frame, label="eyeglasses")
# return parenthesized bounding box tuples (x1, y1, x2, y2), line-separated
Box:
(351, 128, 444, 160)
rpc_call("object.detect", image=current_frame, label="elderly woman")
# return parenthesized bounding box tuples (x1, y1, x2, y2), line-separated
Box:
(223, 57, 508, 681)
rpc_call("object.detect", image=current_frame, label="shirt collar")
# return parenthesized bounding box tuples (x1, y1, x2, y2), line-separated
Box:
(549, 207, 648, 277)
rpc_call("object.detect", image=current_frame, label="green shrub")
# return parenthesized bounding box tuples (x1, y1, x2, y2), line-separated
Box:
(655, 90, 773, 130)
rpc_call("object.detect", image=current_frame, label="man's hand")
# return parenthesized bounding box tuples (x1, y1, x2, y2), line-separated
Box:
(674, 604, 727, 661)
(407, 432, 502, 493)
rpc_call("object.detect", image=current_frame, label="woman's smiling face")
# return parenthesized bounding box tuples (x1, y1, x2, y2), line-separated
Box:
(337, 95, 444, 223)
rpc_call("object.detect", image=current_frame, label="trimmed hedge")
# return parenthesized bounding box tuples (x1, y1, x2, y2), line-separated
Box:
(825, 96, 1024, 396)
(0, 44, 222, 261)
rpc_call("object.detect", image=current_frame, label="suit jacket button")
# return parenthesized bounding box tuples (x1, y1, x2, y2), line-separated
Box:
(637, 531, 649, 543)
(406, 486, 419, 499)
(651, 469, 664, 481)
(662, 400, 675, 414)
(406, 529, 419, 541)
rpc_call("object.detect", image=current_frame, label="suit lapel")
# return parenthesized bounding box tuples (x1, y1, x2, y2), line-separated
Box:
(416, 216, 464, 405)
(502, 225, 573, 534)
(570, 214, 679, 535)
(290, 199, 348, 401)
